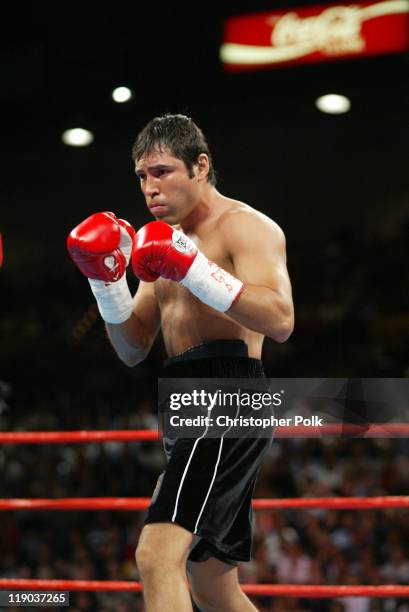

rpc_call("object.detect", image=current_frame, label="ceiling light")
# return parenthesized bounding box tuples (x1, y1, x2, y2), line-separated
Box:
(62, 128, 94, 147)
(112, 87, 133, 103)
(315, 94, 351, 114)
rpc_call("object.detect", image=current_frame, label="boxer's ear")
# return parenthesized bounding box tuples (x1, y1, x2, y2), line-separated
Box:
(195, 154, 209, 181)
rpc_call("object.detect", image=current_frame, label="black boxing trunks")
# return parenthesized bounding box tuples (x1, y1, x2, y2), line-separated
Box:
(144, 340, 273, 565)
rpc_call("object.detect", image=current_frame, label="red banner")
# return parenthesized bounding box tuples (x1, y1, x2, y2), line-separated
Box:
(220, 0, 409, 71)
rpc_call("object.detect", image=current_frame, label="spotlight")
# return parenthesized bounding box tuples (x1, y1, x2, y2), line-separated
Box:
(62, 128, 94, 147)
(315, 94, 351, 114)
(112, 87, 133, 103)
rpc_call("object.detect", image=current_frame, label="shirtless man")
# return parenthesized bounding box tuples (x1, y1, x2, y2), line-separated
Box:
(67, 114, 294, 611)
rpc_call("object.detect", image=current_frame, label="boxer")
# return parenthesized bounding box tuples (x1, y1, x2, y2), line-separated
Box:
(68, 114, 294, 611)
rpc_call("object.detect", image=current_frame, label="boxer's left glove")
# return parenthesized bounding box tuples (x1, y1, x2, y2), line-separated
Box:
(131, 221, 243, 312)
(67, 211, 135, 323)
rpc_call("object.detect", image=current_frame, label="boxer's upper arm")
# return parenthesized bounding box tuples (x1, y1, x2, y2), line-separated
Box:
(222, 210, 294, 341)
(224, 211, 292, 299)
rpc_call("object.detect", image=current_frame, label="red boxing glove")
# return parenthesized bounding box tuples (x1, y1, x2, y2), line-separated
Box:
(131, 221, 197, 283)
(67, 212, 136, 324)
(67, 211, 135, 282)
(132, 221, 243, 313)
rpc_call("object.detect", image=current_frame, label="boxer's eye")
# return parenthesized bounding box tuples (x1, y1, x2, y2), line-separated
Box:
(153, 169, 168, 177)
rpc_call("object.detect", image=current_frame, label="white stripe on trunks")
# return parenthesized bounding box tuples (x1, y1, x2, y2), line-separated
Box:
(171, 418, 213, 523)
(192, 401, 241, 533)
(193, 437, 223, 534)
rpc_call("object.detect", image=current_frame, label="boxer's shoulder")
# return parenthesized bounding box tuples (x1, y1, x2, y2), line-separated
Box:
(216, 198, 285, 249)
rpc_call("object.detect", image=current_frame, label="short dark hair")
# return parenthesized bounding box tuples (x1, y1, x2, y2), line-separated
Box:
(131, 114, 216, 186)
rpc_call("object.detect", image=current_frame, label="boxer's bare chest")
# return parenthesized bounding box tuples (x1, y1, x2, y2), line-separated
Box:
(154, 222, 247, 356)
(151, 203, 263, 358)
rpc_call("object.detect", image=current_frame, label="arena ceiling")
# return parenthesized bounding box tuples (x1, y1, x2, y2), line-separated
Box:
(1, 2, 407, 321)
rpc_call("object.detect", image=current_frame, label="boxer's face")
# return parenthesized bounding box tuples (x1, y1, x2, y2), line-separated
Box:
(135, 148, 203, 224)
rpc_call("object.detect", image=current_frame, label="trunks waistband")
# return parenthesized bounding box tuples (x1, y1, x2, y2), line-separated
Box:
(164, 339, 249, 366)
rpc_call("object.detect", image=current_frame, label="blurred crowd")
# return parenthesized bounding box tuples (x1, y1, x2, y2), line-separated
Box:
(1, 383, 409, 612)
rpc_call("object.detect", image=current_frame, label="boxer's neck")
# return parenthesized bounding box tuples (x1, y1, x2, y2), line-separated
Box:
(180, 186, 225, 234)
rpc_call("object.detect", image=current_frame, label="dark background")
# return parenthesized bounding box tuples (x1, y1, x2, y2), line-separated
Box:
(1, 1, 408, 413)
(1, 5, 409, 610)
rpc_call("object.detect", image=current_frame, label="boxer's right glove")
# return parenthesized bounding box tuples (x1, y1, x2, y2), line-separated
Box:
(67, 211, 135, 324)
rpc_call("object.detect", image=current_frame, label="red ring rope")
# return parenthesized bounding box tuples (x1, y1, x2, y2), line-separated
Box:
(0, 579, 408, 598)
(0, 496, 408, 510)
(1, 423, 409, 444)
(0, 430, 160, 444)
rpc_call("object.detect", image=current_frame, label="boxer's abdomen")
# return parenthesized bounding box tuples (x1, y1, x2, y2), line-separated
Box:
(155, 277, 263, 358)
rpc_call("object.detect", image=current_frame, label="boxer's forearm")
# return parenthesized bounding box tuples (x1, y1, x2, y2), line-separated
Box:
(106, 313, 151, 366)
(227, 285, 294, 343)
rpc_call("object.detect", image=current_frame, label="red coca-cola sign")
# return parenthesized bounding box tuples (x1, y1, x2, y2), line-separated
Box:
(220, 1, 409, 71)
